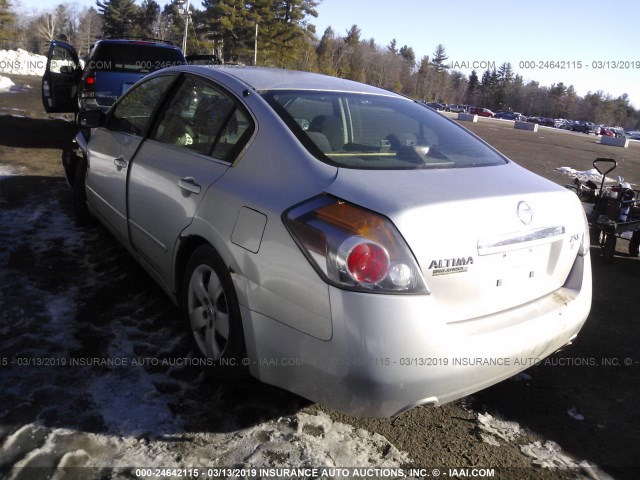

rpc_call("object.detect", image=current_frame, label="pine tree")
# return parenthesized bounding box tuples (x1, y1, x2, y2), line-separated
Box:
(416, 55, 430, 100)
(430, 44, 449, 101)
(157, 1, 184, 46)
(96, 0, 139, 37)
(202, 0, 257, 63)
(202, 0, 318, 66)
(132, 0, 161, 38)
(0, 0, 15, 48)
(257, 0, 319, 68)
(466, 69, 479, 104)
(399, 45, 415, 65)
(316, 26, 338, 74)
(431, 44, 448, 73)
(342, 24, 364, 81)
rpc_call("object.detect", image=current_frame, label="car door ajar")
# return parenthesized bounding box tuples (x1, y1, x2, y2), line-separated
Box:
(127, 74, 253, 285)
(85, 75, 177, 246)
(42, 40, 80, 113)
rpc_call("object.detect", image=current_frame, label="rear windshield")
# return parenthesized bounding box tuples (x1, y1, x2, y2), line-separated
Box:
(262, 91, 507, 170)
(89, 43, 186, 73)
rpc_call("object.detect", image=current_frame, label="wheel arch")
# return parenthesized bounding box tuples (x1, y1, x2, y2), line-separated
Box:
(172, 229, 242, 305)
(174, 234, 210, 302)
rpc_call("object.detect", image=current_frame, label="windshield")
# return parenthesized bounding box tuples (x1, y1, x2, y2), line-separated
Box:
(263, 91, 507, 170)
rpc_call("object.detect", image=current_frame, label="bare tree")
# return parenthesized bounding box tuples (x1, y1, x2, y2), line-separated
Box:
(76, 7, 102, 56)
(36, 12, 56, 51)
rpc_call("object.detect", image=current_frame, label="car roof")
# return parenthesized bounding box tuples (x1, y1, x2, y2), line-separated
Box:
(93, 39, 180, 49)
(180, 65, 399, 96)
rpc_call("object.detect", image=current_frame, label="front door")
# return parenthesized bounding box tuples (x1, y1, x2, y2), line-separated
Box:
(85, 74, 177, 245)
(42, 40, 80, 113)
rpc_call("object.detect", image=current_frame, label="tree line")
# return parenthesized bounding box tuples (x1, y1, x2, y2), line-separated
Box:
(1, 0, 638, 129)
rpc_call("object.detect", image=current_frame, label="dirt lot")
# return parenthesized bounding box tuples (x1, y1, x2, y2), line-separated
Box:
(1, 74, 639, 480)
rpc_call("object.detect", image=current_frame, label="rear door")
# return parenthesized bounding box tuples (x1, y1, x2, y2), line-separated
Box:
(127, 74, 254, 283)
(42, 40, 80, 113)
(85, 74, 177, 245)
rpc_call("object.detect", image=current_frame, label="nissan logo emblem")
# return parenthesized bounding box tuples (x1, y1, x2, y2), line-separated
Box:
(517, 201, 533, 225)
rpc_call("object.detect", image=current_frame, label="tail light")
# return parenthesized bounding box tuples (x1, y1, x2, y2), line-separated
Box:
(81, 74, 96, 97)
(284, 195, 429, 293)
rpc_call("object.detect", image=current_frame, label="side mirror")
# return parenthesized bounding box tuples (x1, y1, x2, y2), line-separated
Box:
(60, 65, 76, 74)
(77, 110, 105, 128)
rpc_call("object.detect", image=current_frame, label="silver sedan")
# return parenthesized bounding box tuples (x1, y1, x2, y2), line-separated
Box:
(70, 66, 592, 418)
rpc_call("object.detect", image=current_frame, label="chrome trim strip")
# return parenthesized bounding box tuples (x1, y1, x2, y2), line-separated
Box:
(477, 226, 565, 256)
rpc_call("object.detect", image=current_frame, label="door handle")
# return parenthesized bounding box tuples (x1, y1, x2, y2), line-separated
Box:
(178, 177, 201, 194)
(113, 157, 128, 169)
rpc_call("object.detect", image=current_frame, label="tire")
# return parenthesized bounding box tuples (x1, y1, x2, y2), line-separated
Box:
(182, 245, 248, 379)
(629, 230, 640, 257)
(602, 233, 616, 264)
(72, 157, 92, 225)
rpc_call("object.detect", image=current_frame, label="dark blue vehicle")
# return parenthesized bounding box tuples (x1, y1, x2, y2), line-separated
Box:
(42, 38, 186, 113)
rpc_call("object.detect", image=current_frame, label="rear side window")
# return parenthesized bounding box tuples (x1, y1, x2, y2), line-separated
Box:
(263, 91, 507, 170)
(151, 75, 254, 162)
(89, 43, 185, 73)
(107, 75, 175, 136)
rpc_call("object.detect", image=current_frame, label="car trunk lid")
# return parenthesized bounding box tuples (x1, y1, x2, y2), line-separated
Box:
(326, 163, 586, 322)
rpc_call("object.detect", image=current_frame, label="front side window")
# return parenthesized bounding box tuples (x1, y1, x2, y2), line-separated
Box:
(152, 75, 253, 161)
(49, 45, 77, 73)
(263, 91, 507, 170)
(107, 75, 175, 136)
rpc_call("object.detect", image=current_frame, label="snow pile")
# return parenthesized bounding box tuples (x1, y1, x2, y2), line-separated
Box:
(1, 412, 409, 477)
(213, 411, 410, 468)
(0, 49, 47, 76)
(0, 75, 14, 92)
(556, 167, 612, 183)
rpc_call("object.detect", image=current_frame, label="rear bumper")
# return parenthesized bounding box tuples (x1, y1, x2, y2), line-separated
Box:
(244, 252, 591, 418)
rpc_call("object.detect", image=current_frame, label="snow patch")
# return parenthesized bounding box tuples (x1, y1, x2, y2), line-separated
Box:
(521, 440, 577, 468)
(567, 407, 585, 421)
(476, 413, 522, 445)
(0, 75, 14, 92)
(520, 441, 614, 479)
(90, 368, 181, 437)
(0, 164, 26, 178)
(510, 372, 532, 382)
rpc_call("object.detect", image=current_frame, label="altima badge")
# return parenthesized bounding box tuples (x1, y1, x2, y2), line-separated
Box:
(517, 201, 533, 225)
(429, 257, 474, 276)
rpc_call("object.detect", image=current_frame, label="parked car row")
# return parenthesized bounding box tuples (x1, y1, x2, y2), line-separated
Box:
(423, 102, 469, 113)
(495, 111, 527, 121)
(421, 100, 637, 139)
